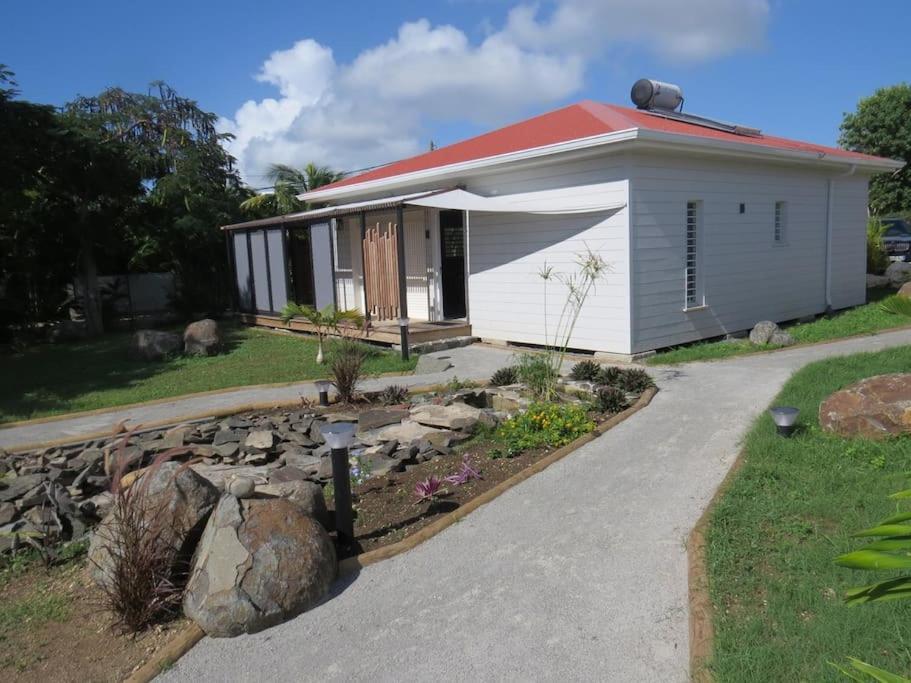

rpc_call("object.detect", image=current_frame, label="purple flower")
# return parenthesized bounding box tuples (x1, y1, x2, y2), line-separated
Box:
(444, 454, 482, 486)
(414, 475, 444, 503)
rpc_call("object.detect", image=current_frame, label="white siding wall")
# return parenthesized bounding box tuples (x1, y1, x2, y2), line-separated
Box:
(828, 176, 869, 310)
(628, 152, 869, 353)
(464, 156, 632, 354)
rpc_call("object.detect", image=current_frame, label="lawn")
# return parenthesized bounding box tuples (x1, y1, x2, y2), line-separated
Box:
(706, 346, 911, 681)
(649, 288, 907, 365)
(0, 325, 416, 424)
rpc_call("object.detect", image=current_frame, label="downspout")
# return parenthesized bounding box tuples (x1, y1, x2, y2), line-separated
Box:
(824, 163, 857, 310)
(464, 209, 471, 323)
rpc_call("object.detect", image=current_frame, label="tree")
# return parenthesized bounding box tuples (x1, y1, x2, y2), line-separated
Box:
(840, 84, 911, 215)
(279, 302, 363, 363)
(240, 162, 345, 216)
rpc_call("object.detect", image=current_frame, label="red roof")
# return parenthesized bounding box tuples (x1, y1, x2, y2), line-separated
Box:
(315, 100, 891, 193)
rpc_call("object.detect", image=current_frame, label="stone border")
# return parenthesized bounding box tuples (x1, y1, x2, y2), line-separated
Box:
(687, 450, 747, 683)
(649, 321, 911, 367)
(0, 370, 412, 430)
(4, 381, 484, 454)
(123, 385, 658, 681)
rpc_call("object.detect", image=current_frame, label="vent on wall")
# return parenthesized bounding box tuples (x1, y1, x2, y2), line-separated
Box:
(630, 78, 762, 138)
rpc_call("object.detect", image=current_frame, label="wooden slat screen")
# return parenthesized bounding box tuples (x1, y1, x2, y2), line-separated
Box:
(362, 222, 400, 320)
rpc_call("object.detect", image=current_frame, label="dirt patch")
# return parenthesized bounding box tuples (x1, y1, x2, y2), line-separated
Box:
(0, 558, 186, 682)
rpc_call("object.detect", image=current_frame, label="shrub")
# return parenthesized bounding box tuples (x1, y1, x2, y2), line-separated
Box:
(617, 368, 654, 394)
(595, 386, 629, 414)
(93, 444, 188, 632)
(866, 219, 889, 275)
(879, 294, 911, 317)
(569, 360, 601, 381)
(515, 353, 559, 399)
(330, 339, 367, 403)
(490, 402, 595, 458)
(490, 366, 518, 386)
(379, 384, 410, 405)
(596, 365, 622, 386)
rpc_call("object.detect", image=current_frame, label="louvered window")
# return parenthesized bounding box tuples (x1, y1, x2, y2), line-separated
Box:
(774, 201, 786, 243)
(685, 201, 702, 308)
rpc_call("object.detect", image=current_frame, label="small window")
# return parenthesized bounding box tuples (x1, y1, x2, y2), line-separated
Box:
(774, 201, 787, 244)
(685, 201, 703, 308)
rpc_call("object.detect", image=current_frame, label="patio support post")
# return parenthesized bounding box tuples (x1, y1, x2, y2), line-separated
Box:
(395, 204, 410, 360)
(359, 211, 369, 321)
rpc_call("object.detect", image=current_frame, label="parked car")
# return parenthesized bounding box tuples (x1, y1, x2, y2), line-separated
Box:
(881, 218, 911, 262)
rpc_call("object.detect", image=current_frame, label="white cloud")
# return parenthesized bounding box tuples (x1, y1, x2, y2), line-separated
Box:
(222, 1, 770, 184)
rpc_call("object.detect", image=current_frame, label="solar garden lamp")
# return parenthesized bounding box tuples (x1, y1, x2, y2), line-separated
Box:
(769, 406, 800, 437)
(321, 422, 357, 547)
(398, 316, 410, 361)
(314, 379, 332, 407)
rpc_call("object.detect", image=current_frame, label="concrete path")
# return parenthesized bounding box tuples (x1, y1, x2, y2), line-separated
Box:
(0, 345, 516, 449)
(159, 329, 911, 683)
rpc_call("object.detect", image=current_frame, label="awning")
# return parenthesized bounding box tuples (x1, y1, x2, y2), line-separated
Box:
(222, 183, 625, 230)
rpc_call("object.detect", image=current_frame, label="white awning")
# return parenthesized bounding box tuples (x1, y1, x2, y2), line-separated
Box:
(407, 184, 626, 214)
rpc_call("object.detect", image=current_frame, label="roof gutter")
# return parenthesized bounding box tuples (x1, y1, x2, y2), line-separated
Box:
(301, 128, 902, 205)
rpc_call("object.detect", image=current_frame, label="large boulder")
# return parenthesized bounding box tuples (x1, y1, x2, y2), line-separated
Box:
(409, 403, 482, 430)
(184, 319, 221, 357)
(868, 274, 892, 289)
(255, 480, 329, 529)
(749, 321, 780, 345)
(129, 330, 182, 361)
(886, 262, 911, 287)
(768, 330, 795, 347)
(183, 496, 336, 637)
(899, 282, 911, 299)
(820, 374, 911, 439)
(88, 462, 219, 591)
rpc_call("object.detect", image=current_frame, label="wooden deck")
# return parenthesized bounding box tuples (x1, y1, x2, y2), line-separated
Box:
(237, 313, 471, 346)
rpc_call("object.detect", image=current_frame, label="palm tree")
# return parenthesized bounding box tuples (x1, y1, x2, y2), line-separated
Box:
(279, 302, 364, 363)
(240, 162, 345, 216)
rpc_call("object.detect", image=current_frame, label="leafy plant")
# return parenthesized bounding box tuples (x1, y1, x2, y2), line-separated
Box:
(490, 366, 518, 386)
(348, 451, 372, 486)
(832, 484, 911, 680)
(879, 295, 911, 318)
(617, 368, 655, 394)
(595, 386, 629, 414)
(515, 353, 558, 400)
(490, 402, 595, 458)
(866, 219, 890, 275)
(569, 359, 601, 381)
(444, 454, 482, 486)
(379, 384, 410, 406)
(595, 365, 622, 386)
(330, 339, 367, 403)
(536, 247, 611, 398)
(280, 302, 365, 363)
(414, 475, 444, 504)
(445, 375, 471, 393)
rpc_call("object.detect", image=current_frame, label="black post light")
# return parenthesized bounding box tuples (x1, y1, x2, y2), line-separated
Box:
(314, 379, 331, 407)
(769, 406, 800, 437)
(320, 422, 357, 546)
(398, 316, 410, 361)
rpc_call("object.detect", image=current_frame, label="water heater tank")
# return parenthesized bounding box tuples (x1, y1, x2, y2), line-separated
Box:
(630, 79, 684, 111)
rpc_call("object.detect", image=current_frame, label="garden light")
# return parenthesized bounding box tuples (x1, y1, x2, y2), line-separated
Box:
(769, 406, 800, 437)
(398, 316, 410, 361)
(320, 422, 357, 546)
(314, 379, 331, 407)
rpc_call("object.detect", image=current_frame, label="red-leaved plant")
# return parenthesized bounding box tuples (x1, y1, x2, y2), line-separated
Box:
(444, 454, 482, 486)
(414, 475, 444, 504)
(91, 428, 195, 632)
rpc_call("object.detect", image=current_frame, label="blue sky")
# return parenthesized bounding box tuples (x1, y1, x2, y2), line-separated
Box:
(4, 1, 909, 184)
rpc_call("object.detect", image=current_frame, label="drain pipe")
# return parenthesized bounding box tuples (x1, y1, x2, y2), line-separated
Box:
(824, 163, 857, 310)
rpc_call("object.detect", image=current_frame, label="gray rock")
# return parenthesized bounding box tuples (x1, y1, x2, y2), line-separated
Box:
(183, 496, 336, 637)
(244, 430, 275, 451)
(255, 480, 329, 528)
(88, 462, 219, 591)
(213, 430, 243, 446)
(489, 389, 526, 414)
(213, 443, 240, 459)
(269, 466, 310, 484)
(409, 403, 482, 431)
(184, 319, 222, 357)
(366, 455, 403, 477)
(191, 464, 275, 490)
(358, 408, 409, 432)
(414, 355, 453, 374)
(129, 329, 182, 361)
(867, 273, 891, 288)
(374, 420, 445, 444)
(769, 330, 795, 347)
(886, 261, 911, 286)
(749, 320, 779, 345)
(226, 476, 256, 498)
(280, 450, 320, 473)
(0, 473, 47, 503)
(0, 502, 16, 525)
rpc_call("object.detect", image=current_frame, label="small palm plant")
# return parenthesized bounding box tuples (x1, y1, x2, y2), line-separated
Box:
(280, 302, 364, 363)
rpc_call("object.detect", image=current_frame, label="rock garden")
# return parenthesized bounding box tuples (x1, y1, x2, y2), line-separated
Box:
(0, 350, 655, 674)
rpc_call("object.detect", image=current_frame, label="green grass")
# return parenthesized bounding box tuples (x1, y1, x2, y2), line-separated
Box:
(706, 345, 911, 681)
(0, 325, 416, 423)
(649, 288, 907, 365)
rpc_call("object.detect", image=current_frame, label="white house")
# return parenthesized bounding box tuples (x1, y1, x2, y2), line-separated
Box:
(223, 81, 902, 358)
